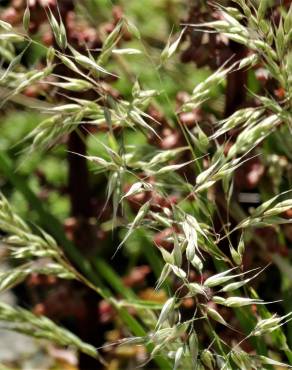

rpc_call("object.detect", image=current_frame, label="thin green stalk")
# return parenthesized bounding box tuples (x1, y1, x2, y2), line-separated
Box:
(0, 150, 172, 370)
(0, 151, 99, 284)
(222, 201, 292, 365)
(213, 259, 269, 356)
(94, 259, 136, 300)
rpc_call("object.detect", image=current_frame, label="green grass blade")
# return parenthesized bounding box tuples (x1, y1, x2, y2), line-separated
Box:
(0, 150, 172, 370)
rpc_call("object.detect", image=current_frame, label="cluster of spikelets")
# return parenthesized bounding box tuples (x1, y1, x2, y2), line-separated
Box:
(0, 193, 100, 359)
(0, 0, 292, 369)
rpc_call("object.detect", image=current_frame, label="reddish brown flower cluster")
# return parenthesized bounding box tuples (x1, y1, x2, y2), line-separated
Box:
(234, 157, 265, 191)
(125, 174, 178, 214)
(181, 1, 234, 69)
(147, 105, 184, 150)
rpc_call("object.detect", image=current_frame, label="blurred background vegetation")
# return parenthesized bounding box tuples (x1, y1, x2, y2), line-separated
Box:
(0, 0, 292, 369)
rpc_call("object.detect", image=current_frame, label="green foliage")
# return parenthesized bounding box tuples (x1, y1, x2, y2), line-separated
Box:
(0, 0, 292, 369)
